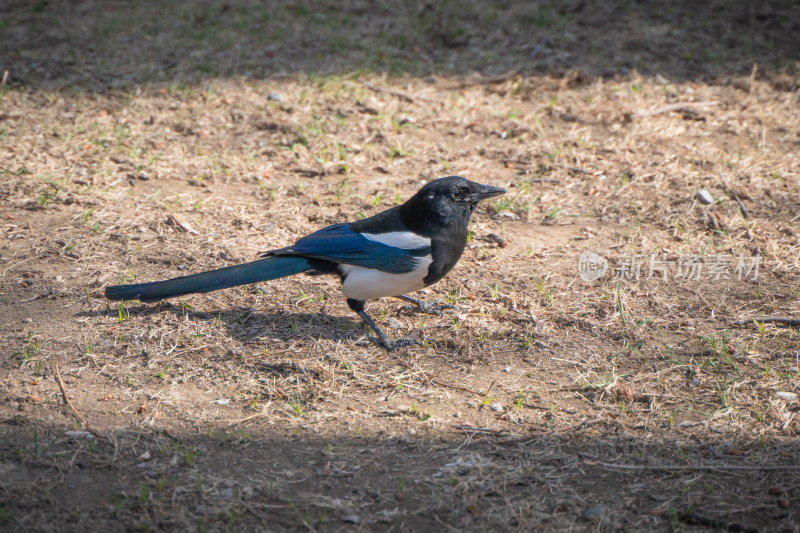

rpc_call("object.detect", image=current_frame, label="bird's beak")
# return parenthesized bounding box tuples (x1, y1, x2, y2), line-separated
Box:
(467, 184, 507, 203)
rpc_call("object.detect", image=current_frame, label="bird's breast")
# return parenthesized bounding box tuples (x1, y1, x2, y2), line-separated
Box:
(339, 255, 433, 301)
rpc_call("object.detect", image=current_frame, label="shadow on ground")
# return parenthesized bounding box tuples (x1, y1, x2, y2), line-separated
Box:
(2, 0, 798, 90)
(1, 418, 797, 531)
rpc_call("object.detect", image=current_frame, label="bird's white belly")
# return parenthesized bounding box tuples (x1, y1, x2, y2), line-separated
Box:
(340, 257, 432, 301)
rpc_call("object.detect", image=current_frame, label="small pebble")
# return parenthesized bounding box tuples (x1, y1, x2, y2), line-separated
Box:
(21, 318, 33, 324)
(267, 92, 283, 101)
(138, 451, 151, 461)
(582, 505, 606, 521)
(387, 317, 403, 330)
(341, 514, 360, 524)
(696, 190, 714, 205)
(219, 488, 234, 501)
(503, 366, 511, 373)
(64, 430, 95, 440)
(489, 402, 504, 413)
(775, 391, 798, 401)
(487, 233, 508, 247)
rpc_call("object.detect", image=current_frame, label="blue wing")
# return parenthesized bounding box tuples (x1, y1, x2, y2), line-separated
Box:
(267, 224, 429, 274)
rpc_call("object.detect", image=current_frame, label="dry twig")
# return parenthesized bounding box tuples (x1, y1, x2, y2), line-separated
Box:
(719, 172, 749, 218)
(632, 101, 718, 118)
(454, 425, 509, 436)
(363, 83, 438, 104)
(55, 361, 105, 440)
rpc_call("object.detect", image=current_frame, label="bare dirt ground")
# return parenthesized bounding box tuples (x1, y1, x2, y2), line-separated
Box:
(2, 1, 800, 531)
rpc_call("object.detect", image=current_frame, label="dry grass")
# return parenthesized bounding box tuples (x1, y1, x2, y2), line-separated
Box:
(2, 1, 800, 531)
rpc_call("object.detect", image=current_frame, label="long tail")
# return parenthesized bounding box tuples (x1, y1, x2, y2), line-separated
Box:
(105, 256, 312, 302)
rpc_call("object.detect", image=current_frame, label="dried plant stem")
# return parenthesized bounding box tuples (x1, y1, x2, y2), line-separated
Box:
(55, 361, 105, 440)
(632, 101, 718, 118)
(719, 172, 749, 218)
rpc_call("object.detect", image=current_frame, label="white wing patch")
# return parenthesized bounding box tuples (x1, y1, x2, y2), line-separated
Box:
(360, 231, 430, 250)
(340, 255, 433, 301)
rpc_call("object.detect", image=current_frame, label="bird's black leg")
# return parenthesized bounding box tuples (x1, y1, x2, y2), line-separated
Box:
(347, 298, 417, 351)
(395, 294, 455, 317)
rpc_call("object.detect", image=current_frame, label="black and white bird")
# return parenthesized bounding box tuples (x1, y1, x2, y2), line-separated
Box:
(105, 176, 506, 349)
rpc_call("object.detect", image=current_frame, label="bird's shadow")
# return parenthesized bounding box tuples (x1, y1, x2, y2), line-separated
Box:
(76, 301, 374, 346)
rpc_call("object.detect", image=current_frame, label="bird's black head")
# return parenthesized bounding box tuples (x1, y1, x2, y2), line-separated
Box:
(401, 176, 506, 231)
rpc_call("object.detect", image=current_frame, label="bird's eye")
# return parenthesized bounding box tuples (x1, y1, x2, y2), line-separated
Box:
(456, 187, 469, 201)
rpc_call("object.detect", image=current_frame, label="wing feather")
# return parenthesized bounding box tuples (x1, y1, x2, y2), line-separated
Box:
(266, 224, 429, 274)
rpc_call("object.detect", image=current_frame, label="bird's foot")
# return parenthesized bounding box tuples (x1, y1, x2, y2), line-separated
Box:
(379, 337, 421, 351)
(358, 331, 420, 351)
(400, 300, 455, 317)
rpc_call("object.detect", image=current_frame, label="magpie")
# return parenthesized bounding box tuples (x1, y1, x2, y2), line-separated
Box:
(105, 176, 506, 349)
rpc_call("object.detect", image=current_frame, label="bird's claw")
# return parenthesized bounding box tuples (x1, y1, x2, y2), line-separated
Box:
(400, 300, 455, 317)
(385, 338, 420, 351)
(419, 300, 456, 315)
(370, 336, 420, 351)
